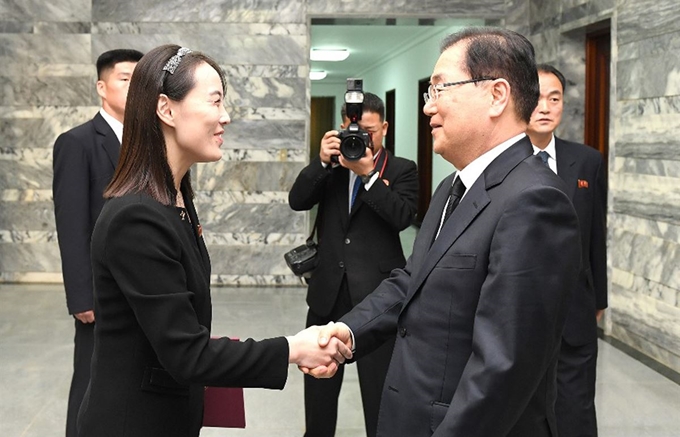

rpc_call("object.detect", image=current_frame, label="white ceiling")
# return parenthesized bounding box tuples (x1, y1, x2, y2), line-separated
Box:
(309, 18, 485, 85)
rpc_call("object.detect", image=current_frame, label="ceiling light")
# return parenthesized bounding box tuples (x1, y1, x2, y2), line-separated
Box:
(309, 70, 327, 80)
(310, 49, 350, 62)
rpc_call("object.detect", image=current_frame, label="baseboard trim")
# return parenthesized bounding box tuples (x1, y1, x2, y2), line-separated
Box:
(598, 327, 680, 386)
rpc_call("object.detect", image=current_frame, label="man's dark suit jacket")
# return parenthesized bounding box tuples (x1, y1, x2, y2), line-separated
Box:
(340, 137, 582, 437)
(554, 137, 608, 346)
(288, 149, 418, 317)
(78, 191, 289, 437)
(53, 112, 119, 314)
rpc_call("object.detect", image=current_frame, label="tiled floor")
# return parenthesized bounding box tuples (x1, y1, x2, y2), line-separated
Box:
(1, 282, 679, 437)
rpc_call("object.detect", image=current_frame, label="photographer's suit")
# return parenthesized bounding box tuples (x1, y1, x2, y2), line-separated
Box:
(53, 111, 120, 437)
(289, 149, 418, 437)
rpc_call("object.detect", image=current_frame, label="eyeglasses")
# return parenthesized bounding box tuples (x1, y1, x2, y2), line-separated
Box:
(423, 77, 497, 104)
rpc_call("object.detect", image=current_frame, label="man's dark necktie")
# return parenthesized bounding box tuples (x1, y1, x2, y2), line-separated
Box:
(537, 150, 550, 167)
(350, 176, 362, 209)
(444, 177, 466, 223)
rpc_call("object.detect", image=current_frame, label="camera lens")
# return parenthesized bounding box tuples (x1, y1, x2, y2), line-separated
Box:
(340, 134, 366, 161)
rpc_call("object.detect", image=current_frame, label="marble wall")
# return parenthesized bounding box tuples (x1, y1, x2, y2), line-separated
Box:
(2, 0, 679, 371)
(0, 0, 504, 286)
(521, 0, 680, 373)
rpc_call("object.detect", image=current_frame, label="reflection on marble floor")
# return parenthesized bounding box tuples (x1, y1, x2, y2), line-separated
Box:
(1, 283, 679, 437)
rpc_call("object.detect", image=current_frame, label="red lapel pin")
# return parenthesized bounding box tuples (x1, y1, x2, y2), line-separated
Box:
(578, 179, 589, 189)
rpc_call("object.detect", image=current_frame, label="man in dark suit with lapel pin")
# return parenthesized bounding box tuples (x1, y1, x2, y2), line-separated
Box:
(526, 64, 608, 437)
(308, 28, 582, 437)
(289, 92, 418, 437)
(52, 48, 143, 437)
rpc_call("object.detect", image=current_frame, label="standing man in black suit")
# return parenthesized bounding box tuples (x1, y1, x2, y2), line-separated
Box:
(308, 27, 582, 436)
(526, 64, 608, 437)
(289, 92, 418, 437)
(52, 48, 143, 437)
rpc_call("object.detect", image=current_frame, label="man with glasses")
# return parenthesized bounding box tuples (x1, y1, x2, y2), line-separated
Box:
(527, 64, 607, 437)
(309, 27, 581, 437)
(289, 92, 418, 437)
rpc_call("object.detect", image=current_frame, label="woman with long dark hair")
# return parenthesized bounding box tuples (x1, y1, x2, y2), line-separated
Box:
(77, 44, 350, 437)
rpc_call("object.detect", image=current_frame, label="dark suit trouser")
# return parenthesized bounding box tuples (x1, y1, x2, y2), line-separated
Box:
(555, 337, 599, 437)
(66, 319, 94, 437)
(304, 277, 394, 437)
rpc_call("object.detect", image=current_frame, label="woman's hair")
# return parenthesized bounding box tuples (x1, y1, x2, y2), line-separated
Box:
(104, 44, 226, 205)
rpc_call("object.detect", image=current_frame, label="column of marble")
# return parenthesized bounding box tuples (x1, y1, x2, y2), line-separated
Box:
(0, 0, 312, 286)
(0, 0, 97, 282)
(610, 0, 680, 372)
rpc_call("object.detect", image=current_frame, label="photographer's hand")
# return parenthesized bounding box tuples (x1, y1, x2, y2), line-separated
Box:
(340, 146, 374, 177)
(319, 130, 341, 165)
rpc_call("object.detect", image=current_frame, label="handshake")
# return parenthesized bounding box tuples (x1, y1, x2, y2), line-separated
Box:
(286, 322, 352, 378)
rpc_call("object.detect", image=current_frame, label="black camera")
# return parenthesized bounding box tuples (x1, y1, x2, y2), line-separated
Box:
(334, 78, 372, 162)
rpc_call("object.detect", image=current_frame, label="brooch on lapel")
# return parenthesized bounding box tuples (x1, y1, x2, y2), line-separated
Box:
(382, 179, 390, 186)
(578, 179, 589, 189)
(197, 225, 203, 237)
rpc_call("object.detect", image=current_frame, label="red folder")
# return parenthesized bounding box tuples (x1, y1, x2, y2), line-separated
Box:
(203, 386, 245, 428)
(202, 337, 246, 428)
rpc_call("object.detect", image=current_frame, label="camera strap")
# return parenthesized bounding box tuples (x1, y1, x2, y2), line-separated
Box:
(307, 201, 322, 244)
(373, 148, 388, 179)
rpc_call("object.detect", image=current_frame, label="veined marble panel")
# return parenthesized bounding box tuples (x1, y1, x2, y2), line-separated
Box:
(0, 21, 33, 33)
(0, 34, 91, 66)
(209, 244, 299, 276)
(618, 0, 680, 45)
(34, 22, 91, 34)
(211, 274, 303, 287)
(609, 227, 680, 289)
(0, 161, 52, 190)
(203, 232, 305, 247)
(589, 0, 615, 13)
(0, 231, 56, 244)
(92, 0, 305, 23)
(615, 141, 680, 161)
(1, 119, 59, 150)
(92, 34, 307, 66)
(217, 148, 307, 163)
(0, 107, 101, 146)
(615, 99, 680, 158)
(0, 148, 52, 165)
(92, 22, 306, 36)
(560, 3, 589, 25)
(608, 282, 680, 370)
(308, 0, 505, 17)
(0, 189, 52, 202)
(227, 77, 306, 110)
(614, 157, 680, 178)
(0, 271, 63, 283)
(220, 119, 307, 150)
(528, 0, 560, 35)
(617, 33, 680, 62)
(227, 106, 309, 122)
(196, 161, 304, 191)
(0, 201, 55, 232)
(618, 54, 680, 100)
(0, 0, 91, 22)
(611, 268, 679, 308)
(0, 243, 60, 271)
(528, 27, 559, 62)
(504, 0, 530, 36)
(610, 212, 680, 243)
(222, 64, 304, 79)
(0, 77, 95, 106)
(196, 202, 301, 234)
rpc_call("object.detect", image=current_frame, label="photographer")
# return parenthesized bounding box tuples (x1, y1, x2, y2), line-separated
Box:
(289, 91, 418, 437)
